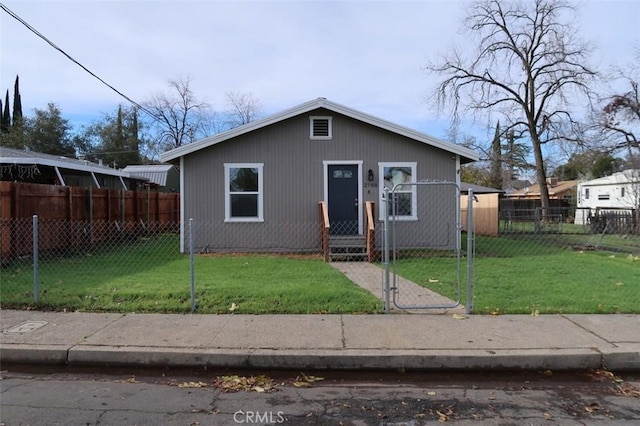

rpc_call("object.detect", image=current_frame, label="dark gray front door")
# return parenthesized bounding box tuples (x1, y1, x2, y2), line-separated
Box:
(328, 164, 359, 235)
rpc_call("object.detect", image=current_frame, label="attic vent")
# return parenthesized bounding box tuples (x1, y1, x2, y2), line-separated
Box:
(310, 116, 332, 140)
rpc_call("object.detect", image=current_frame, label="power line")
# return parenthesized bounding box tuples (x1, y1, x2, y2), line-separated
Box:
(0, 2, 160, 121)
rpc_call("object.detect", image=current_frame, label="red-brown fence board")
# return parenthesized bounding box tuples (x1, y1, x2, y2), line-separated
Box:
(0, 182, 180, 263)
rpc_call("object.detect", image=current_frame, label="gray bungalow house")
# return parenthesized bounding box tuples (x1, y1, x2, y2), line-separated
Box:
(161, 98, 479, 257)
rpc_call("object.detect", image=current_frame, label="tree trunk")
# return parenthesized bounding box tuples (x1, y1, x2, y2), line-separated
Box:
(531, 135, 550, 218)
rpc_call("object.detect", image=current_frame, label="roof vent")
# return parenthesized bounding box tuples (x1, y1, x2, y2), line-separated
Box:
(310, 116, 332, 140)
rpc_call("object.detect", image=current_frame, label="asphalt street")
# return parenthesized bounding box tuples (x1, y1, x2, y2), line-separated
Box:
(1, 367, 639, 425)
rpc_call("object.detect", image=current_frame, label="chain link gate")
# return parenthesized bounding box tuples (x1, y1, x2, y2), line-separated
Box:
(382, 182, 475, 313)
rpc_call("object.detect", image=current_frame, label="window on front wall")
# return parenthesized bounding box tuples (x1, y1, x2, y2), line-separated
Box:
(224, 163, 263, 222)
(379, 162, 417, 220)
(585, 188, 590, 199)
(598, 193, 610, 200)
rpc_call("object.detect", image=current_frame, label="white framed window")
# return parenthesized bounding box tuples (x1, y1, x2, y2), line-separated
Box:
(224, 163, 264, 222)
(598, 193, 610, 201)
(309, 116, 332, 140)
(379, 162, 417, 220)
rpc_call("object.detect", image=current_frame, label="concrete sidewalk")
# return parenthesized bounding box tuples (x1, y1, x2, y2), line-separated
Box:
(1, 310, 638, 371)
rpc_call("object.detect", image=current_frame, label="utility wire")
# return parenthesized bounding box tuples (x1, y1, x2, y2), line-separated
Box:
(0, 2, 160, 121)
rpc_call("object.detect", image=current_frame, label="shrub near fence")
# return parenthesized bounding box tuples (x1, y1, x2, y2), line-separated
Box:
(0, 181, 179, 263)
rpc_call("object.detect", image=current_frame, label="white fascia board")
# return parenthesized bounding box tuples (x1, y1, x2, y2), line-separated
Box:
(161, 98, 326, 162)
(2, 155, 131, 177)
(160, 98, 481, 163)
(323, 100, 480, 162)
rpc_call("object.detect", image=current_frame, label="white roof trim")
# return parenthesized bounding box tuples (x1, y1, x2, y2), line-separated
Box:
(161, 98, 480, 163)
(1, 148, 140, 179)
(578, 170, 640, 186)
(4, 156, 131, 176)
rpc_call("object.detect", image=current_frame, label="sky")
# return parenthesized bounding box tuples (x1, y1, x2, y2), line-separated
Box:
(1, 0, 639, 145)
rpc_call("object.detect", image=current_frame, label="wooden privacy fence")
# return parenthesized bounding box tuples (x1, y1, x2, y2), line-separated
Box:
(1, 181, 180, 262)
(461, 193, 499, 236)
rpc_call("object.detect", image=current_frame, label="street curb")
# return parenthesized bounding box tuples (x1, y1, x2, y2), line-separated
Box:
(2, 344, 612, 371)
(1, 344, 70, 365)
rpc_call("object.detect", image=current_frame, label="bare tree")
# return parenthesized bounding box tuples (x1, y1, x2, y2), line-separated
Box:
(225, 91, 263, 128)
(594, 53, 640, 164)
(426, 0, 598, 212)
(143, 78, 210, 151)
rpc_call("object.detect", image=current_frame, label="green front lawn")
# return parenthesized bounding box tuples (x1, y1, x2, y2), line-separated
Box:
(394, 235, 640, 314)
(0, 234, 382, 314)
(2, 233, 638, 315)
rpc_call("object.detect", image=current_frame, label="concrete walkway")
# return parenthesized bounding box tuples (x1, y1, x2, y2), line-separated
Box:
(331, 262, 465, 314)
(1, 309, 638, 371)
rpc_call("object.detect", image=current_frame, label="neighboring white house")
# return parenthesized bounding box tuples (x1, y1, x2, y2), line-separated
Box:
(575, 170, 640, 225)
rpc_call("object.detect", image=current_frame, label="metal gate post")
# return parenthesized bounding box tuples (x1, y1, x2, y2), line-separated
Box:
(33, 215, 39, 304)
(466, 189, 475, 314)
(382, 188, 391, 314)
(189, 218, 196, 313)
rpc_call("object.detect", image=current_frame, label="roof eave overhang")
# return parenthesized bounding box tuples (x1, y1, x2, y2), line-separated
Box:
(2, 156, 135, 179)
(160, 98, 480, 163)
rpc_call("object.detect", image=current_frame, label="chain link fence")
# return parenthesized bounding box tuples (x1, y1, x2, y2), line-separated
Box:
(381, 182, 467, 313)
(1, 199, 638, 314)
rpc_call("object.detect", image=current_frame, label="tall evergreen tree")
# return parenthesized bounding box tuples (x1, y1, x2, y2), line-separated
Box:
(1, 90, 10, 133)
(79, 105, 141, 167)
(128, 107, 140, 163)
(12, 75, 22, 126)
(488, 121, 503, 189)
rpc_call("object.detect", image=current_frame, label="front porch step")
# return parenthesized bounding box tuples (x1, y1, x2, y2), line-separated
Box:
(328, 236, 367, 262)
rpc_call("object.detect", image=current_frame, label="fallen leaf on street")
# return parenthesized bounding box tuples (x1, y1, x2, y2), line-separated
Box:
(213, 375, 277, 393)
(178, 381, 208, 388)
(585, 402, 600, 413)
(115, 376, 139, 384)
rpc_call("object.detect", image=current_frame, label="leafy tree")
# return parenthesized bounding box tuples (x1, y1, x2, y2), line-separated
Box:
(24, 103, 76, 156)
(427, 0, 598, 213)
(552, 151, 620, 180)
(78, 105, 142, 167)
(461, 163, 493, 188)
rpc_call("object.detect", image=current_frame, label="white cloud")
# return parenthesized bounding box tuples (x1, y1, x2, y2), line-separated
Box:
(1, 0, 638, 141)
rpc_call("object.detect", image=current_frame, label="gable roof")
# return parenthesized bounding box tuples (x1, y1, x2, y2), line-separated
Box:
(122, 164, 176, 186)
(460, 182, 504, 194)
(506, 179, 578, 197)
(160, 98, 480, 163)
